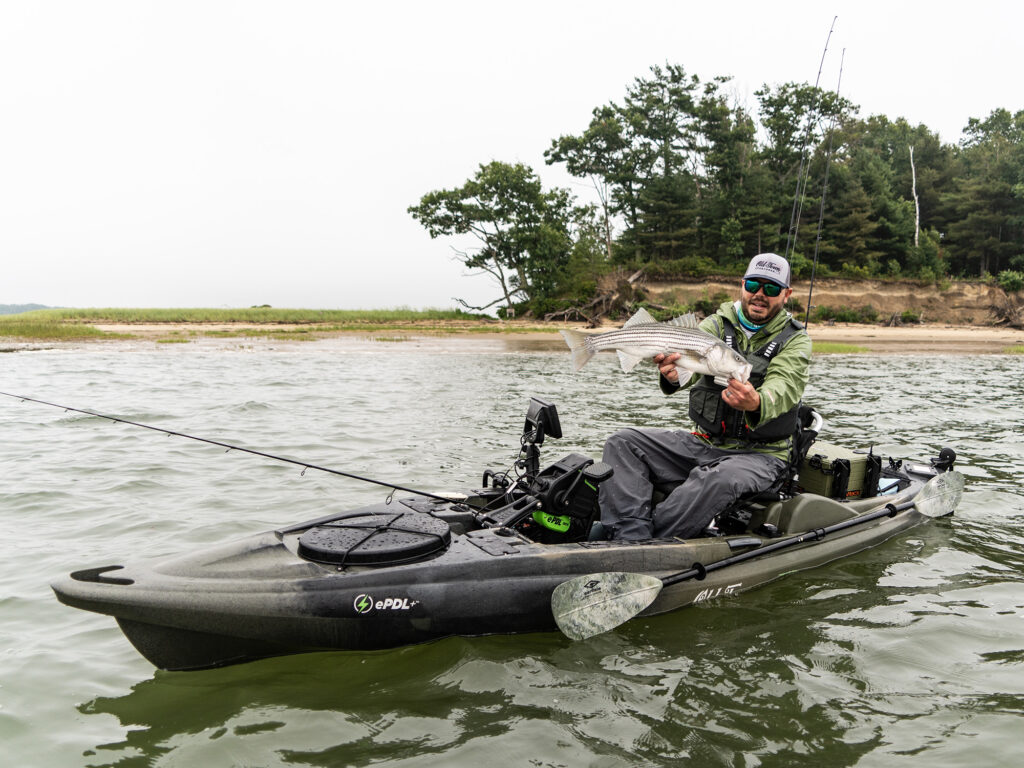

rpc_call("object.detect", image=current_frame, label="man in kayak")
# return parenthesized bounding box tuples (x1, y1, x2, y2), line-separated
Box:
(599, 253, 811, 540)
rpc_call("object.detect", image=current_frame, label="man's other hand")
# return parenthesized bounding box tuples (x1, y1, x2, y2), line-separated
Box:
(722, 379, 760, 412)
(654, 352, 682, 384)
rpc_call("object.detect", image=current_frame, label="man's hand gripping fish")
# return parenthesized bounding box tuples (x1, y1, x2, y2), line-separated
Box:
(560, 308, 752, 386)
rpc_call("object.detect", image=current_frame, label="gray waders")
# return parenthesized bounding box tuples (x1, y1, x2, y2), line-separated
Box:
(598, 427, 787, 540)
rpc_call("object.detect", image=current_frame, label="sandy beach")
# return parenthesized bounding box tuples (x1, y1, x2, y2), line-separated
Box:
(67, 320, 1024, 354)
(799, 322, 1024, 353)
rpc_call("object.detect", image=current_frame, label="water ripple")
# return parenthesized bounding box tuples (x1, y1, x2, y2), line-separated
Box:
(1, 343, 1022, 766)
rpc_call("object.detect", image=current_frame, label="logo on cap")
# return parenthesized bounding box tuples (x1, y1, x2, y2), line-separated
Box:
(756, 259, 782, 274)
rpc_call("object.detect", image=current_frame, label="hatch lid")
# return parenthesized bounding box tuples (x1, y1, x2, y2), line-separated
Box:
(297, 511, 451, 566)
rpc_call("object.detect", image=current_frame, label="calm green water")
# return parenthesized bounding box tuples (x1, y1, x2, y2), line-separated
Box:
(1, 339, 1022, 767)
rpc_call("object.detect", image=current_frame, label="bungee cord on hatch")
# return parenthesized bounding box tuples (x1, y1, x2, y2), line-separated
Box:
(0, 390, 457, 505)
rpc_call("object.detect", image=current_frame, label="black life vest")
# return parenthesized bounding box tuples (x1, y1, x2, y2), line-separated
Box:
(688, 315, 805, 444)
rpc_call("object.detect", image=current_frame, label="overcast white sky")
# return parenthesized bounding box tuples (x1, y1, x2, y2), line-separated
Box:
(2, 1, 1020, 310)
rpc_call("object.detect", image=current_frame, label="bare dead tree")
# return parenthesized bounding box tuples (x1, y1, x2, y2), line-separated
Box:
(449, 247, 524, 312)
(910, 145, 920, 248)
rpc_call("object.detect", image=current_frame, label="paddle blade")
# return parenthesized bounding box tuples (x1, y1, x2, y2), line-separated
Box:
(551, 572, 663, 641)
(913, 470, 965, 518)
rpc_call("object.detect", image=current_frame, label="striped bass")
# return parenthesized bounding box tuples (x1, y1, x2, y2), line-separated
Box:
(559, 308, 752, 385)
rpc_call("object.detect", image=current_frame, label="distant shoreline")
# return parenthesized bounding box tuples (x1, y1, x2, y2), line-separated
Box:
(1, 320, 1017, 354)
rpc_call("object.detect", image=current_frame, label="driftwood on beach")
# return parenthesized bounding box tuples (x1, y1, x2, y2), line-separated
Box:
(543, 270, 647, 327)
(990, 295, 1024, 328)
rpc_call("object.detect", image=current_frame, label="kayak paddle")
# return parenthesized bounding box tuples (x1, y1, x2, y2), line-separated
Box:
(551, 470, 965, 641)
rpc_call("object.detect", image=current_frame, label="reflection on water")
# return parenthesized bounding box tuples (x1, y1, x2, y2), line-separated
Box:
(1, 343, 1022, 766)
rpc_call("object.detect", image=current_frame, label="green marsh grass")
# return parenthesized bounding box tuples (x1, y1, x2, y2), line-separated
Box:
(1004, 345, 1024, 354)
(0, 318, 128, 340)
(813, 341, 869, 354)
(14, 307, 478, 324)
(0, 307, 505, 341)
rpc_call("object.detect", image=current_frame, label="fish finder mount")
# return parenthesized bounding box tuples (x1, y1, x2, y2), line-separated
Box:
(518, 397, 562, 479)
(477, 398, 613, 541)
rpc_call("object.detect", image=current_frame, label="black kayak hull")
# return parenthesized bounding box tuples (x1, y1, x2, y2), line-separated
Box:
(52, 479, 933, 671)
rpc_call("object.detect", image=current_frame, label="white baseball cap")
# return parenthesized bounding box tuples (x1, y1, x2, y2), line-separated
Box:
(744, 253, 791, 288)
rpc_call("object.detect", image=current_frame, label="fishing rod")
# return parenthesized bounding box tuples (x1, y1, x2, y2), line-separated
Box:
(784, 15, 838, 262)
(804, 47, 845, 329)
(0, 391, 457, 504)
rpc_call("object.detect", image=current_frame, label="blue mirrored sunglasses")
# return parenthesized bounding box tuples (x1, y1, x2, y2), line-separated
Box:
(743, 278, 783, 297)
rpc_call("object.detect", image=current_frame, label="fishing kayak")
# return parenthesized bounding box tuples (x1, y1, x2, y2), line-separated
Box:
(51, 398, 964, 671)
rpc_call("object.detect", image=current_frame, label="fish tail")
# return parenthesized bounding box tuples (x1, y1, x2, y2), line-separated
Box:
(560, 329, 595, 371)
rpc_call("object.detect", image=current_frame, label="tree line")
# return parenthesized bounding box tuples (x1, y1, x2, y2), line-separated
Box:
(409, 63, 1024, 316)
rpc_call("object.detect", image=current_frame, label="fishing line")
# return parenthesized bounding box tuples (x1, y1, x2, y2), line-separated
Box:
(784, 15, 838, 262)
(804, 48, 845, 327)
(0, 391, 458, 504)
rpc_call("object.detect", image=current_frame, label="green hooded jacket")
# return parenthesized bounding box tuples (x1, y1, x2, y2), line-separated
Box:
(661, 300, 812, 460)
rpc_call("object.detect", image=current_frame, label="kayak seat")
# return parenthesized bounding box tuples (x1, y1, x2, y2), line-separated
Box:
(750, 494, 857, 535)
